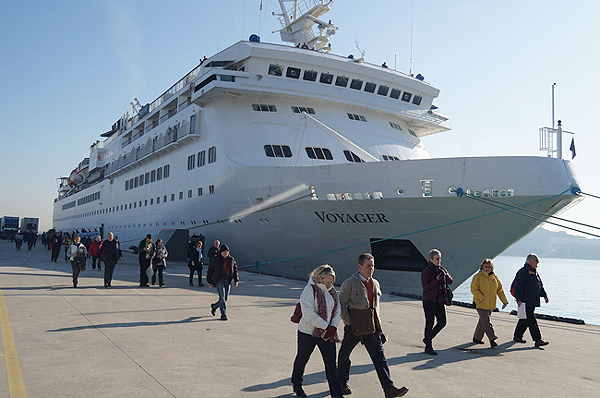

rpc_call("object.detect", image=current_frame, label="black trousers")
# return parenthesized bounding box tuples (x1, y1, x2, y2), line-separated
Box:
(292, 331, 343, 396)
(151, 266, 164, 285)
(423, 300, 447, 346)
(189, 264, 202, 285)
(139, 258, 151, 285)
(514, 304, 542, 342)
(104, 259, 116, 286)
(338, 324, 394, 391)
(51, 246, 61, 261)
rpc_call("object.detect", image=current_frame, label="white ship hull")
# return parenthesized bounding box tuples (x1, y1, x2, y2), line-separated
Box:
(54, 149, 581, 293)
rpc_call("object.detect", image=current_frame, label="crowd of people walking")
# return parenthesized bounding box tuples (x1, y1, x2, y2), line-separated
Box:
(16, 232, 551, 397)
(289, 249, 550, 397)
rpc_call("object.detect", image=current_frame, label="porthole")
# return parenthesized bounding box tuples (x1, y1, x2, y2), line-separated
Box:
(396, 188, 404, 196)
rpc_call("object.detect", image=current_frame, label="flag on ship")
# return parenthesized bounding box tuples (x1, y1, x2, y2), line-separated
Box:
(570, 137, 576, 159)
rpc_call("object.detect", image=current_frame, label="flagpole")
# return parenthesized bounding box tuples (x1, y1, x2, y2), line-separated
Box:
(552, 82, 556, 128)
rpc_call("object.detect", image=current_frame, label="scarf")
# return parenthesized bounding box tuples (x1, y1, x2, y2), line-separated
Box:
(311, 284, 339, 342)
(436, 267, 449, 304)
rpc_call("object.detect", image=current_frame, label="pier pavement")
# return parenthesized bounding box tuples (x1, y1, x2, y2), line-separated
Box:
(0, 239, 599, 397)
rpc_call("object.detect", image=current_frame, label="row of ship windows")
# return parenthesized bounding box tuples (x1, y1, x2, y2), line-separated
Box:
(56, 186, 217, 222)
(263, 144, 399, 163)
(125, 165, 170, 191)
(267, 64, 423, 105)
(187, 146, 217, 170)
(252, 104, 416, 135)
(62, 191, 101, 211)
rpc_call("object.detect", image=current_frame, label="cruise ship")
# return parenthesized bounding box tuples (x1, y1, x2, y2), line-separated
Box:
(53, 0, 582, 294)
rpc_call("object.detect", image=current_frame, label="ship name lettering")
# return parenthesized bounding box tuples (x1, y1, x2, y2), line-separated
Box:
(314, 211, 389, 224)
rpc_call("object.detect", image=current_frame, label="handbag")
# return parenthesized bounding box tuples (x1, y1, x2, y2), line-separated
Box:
(291, 302, 302, 323)
(146, 265, 154, 279)
(350, 308, 375, 336)
(445, 287, 453, 306)
(291, 285, 318, 323)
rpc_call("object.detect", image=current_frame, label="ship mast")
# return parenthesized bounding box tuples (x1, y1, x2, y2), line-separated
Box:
(274, 0, 338, 51)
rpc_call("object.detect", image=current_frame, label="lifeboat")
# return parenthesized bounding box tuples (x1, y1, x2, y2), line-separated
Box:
(67, 158, 90, 187)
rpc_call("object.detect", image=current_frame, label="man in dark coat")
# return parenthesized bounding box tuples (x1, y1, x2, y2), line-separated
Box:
(207, 240, 220, 262)
(512, 253, 549, 347)
(138, 234, 155, 287)
(51, 232, 62, 262)
(99, 232, 121, 287)
(207, 244, 238, 321)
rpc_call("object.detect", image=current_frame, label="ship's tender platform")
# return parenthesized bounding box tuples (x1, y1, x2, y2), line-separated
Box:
(0, 240, 598, 397)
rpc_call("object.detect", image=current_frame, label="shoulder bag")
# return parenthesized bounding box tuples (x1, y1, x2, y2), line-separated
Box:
(349, 308, 375, 336)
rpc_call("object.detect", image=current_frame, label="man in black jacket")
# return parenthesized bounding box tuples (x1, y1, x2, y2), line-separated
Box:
(138, 234, 155, 287)
(207, 244, 238, 320)
(512, 253, 549, 347)
(99, 232, 121, 287)
(207, 240, 220, 262)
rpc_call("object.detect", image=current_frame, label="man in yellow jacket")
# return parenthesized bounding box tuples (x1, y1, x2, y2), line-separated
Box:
(470, 258, 509, 347)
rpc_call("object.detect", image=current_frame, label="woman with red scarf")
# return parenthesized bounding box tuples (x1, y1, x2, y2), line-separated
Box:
(291, 264, 343, 398)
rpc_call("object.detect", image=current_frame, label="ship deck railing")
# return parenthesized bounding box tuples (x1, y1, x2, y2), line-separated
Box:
(105, 119, 200, 178)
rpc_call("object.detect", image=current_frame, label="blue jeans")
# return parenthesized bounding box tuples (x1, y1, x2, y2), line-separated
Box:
(215, 278, 231, 316)
(338, 324, 394, 390)
(292, 331, 343, 397)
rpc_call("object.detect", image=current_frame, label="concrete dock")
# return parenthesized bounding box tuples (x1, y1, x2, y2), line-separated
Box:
(0, 240, 599, 397)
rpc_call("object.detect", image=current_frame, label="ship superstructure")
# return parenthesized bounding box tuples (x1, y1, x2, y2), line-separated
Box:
(53, 1, 581, 293)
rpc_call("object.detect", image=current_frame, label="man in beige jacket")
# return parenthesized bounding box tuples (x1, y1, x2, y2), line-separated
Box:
(337, 253, 408, 398)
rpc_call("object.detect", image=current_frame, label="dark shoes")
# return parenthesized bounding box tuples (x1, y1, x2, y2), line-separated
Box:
(425, 346, 437, 355)
(513, 337, 527, 343)
(490, 339, 498, 348)
(384, 386, 409, 398)
(189, 282, 194, 287)
(199, 283, 205, 287)
(472, 338, 485, 344)
(341, 383, 352, 395)
(220, 315, 228, 321)
(73, 282, 77, 288)
(211, 304, 217, 316)
(535, 340, 549, 347)
(293, 385, 307, 397)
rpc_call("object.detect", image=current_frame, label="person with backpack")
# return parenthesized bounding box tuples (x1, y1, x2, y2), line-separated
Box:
(470, 258, 509, 347)
(512, 253, 549, 347)
(67, 235, 87, 288)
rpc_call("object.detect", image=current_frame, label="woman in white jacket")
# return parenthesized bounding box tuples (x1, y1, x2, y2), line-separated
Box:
(291, 264, 344, 398)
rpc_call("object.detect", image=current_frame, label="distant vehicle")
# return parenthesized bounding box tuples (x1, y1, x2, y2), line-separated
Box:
(20, 217, 39, 234)
(1, 216, 19, 239)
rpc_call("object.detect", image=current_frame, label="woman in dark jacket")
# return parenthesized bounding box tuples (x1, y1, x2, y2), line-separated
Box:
(188, 240, 204, 287)
(151, 238, 168, 287)
(421, 248, 453, 355)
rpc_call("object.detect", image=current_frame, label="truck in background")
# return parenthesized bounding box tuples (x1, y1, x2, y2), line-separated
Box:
(20, 217, 39, 234)
(1, 216, 20, 239)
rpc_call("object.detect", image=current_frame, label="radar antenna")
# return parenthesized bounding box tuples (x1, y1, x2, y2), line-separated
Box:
(274, 0, 338, 51)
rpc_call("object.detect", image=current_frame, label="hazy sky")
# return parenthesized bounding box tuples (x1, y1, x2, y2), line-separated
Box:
(1, 0, 599, 237)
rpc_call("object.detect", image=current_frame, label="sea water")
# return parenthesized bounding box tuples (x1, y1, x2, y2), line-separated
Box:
(452, 255, 600, 326)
